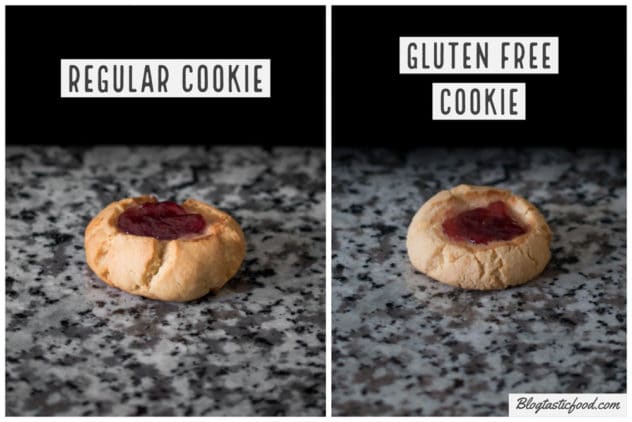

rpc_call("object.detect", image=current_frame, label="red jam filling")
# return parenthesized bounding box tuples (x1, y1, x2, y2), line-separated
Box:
(117, 201, 206, 240)
(442, 201, 526, 245)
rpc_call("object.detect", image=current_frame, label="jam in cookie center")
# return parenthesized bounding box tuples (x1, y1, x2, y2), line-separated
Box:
(442, 201, 526, 245)
(117, 201, 206, 240)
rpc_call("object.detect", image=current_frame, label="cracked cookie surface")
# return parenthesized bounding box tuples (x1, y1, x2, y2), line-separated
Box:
(407, 184, 551, 290)
(85, 195, 246, 301)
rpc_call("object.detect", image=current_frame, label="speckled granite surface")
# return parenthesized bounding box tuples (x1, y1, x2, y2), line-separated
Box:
(332, 148, 626, 416)
(6, 145, 325, 416)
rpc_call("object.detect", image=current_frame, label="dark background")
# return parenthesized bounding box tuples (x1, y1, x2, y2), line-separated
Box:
(7, 6, 325, 146)
(333, 6, 626, 148)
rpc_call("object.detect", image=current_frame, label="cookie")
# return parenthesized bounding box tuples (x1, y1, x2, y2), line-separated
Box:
(406, 185, 551, 290)
(85, 195, 246, 302)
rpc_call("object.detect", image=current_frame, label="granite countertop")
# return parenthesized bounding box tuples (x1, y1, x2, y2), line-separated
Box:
(332, 148, 626, 416)
(6, 145, 325, 416)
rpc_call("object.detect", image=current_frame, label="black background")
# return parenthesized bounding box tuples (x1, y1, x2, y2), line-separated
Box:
(7, 6, 325, 146)
(333, 6, 626, 148)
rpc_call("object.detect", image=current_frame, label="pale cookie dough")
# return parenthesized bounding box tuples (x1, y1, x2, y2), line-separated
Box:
(407, 185, 551, 290)
(85, 195, 246, 302)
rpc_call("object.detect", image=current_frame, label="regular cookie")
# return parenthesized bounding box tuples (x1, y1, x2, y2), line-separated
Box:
(406, 185, 551, 290)
(85, 196, 246, 302)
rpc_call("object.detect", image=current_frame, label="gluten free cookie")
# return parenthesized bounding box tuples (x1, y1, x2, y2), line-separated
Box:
(406, 185, 551, 290)
(85, 196, 246, 302)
